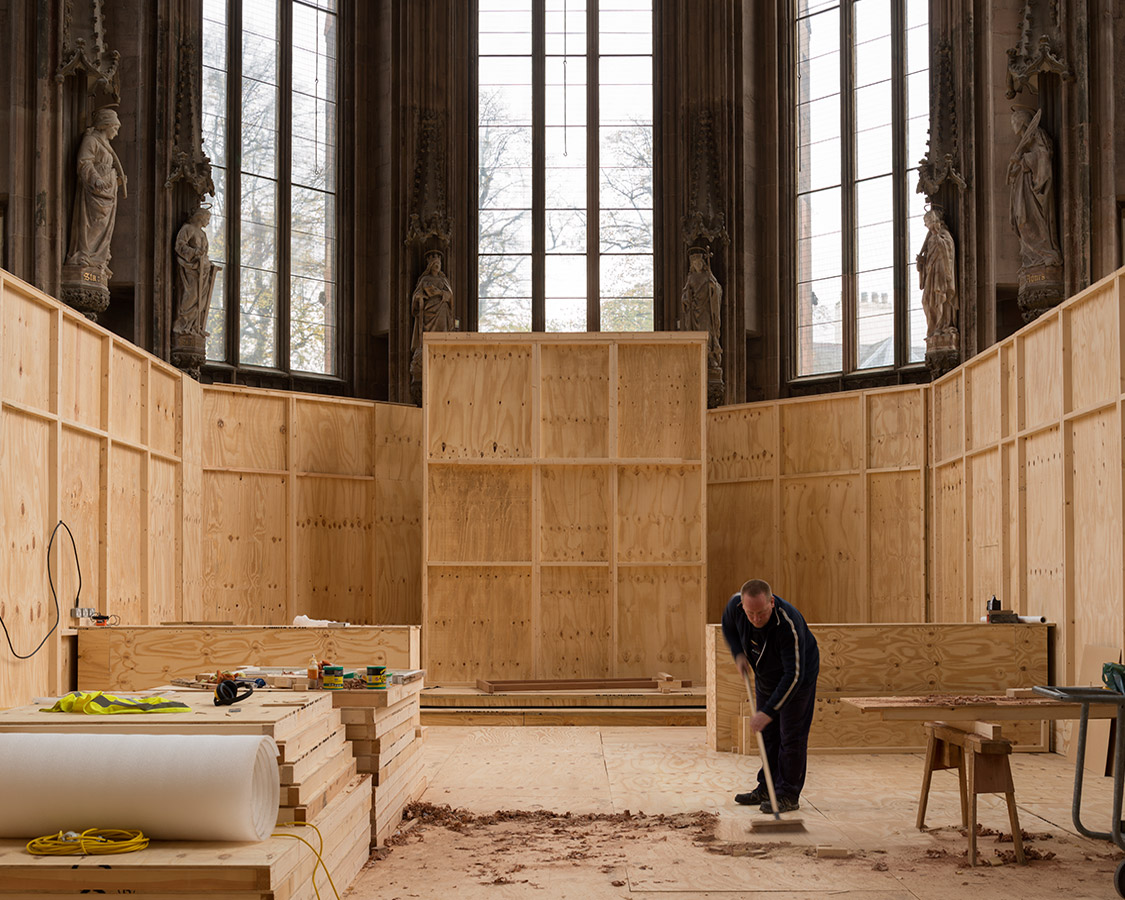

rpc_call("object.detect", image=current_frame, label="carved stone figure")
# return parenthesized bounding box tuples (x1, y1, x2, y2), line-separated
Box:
(681, 246, 722, 371)
(917, 207, 957, 338)
(1007, 108, 1061, 270)
(409, 250, 456, 402)
(1007, 106, 1063, 320)
(61, 106, 127, 319)
(172, 208, 219, 339)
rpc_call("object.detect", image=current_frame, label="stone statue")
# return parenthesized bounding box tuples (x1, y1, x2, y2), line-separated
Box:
(172, 207, 219, 340)
(916, 207, 957, 339)
(1007, 107, 1062, 270)
(409, 250, 456, 400)
(680, 246, 722, 372)
(61, 106, 127, 319)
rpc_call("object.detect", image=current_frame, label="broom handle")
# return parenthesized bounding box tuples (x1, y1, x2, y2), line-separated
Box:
(741, 669, 780, 818)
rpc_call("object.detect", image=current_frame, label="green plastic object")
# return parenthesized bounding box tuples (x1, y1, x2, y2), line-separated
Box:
(1102, 662, 1125, 694)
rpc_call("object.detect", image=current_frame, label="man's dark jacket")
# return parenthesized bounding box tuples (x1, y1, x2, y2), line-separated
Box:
(720, 593, 819, 720)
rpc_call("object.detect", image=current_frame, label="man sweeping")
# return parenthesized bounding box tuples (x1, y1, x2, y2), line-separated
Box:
(721, 579, 819, 814)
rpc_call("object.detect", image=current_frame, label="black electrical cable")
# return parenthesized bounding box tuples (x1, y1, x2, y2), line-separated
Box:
(0, 520, 79, 660)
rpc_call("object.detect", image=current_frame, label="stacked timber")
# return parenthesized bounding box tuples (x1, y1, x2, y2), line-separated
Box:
(0, 691, 372, 899)
(329, 677, 427, 846)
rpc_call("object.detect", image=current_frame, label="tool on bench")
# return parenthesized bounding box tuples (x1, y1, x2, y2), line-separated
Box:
(740, 669, 806, 832)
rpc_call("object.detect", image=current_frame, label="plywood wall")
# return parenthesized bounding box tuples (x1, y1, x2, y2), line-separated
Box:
(199, 385, 423, 628)
(0, 270, 189, 708)
(422, 333, 708, 683)
(930, 269, 1125, 700)
(706, 386, 927, 624)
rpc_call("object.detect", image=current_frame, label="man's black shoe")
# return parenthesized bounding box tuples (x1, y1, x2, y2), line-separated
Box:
(759, 795, 800, 814)
(734, 787, 768, 805)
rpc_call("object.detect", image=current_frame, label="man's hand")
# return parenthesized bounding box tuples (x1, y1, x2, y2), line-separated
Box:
(734, 654, 751, 679)
(749, 710, 773, 733)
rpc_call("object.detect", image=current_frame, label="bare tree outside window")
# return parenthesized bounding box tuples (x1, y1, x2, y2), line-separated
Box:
(476, 0, 653, 334)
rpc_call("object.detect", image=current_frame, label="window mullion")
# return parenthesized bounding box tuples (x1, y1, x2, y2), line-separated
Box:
(531, 0, 546, 331)
(890, 0, 907, 369)
(229, 0, 244, 368)
(586, 1, 599, 331)
(841, 0, 857, 374)
(277, 0, 293, 372)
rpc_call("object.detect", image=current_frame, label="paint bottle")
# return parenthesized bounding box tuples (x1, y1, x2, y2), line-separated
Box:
(307, 656, 320, 690)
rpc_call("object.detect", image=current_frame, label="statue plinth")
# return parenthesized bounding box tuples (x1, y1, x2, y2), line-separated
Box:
(925, 329, 960, 378)
(171, 332, 206, 379)
(1017, 264, 1063, 322)
(707, 366, 725, 409)
(61, 264, 110, 321)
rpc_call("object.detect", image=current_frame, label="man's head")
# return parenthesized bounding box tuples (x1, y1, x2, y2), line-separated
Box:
(1010, 107, 1032, 134)
(93, 107, 121, 139)
(739, 579, 774, 628)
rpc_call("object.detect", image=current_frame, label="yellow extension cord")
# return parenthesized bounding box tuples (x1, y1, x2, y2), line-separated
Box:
(26, 821, 341, 900)
(27, 828, 150, 856)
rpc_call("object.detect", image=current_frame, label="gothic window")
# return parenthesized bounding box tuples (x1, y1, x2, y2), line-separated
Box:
(201, 0, 339, 375)
(793, 0, 929, 376)
(476, 0, 654, 332)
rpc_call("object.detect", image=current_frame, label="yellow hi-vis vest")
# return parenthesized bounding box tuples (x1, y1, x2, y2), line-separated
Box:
(41, 691, 192, 714)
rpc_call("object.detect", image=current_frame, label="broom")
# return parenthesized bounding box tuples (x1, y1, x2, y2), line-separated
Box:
(741, 669, 806, 832)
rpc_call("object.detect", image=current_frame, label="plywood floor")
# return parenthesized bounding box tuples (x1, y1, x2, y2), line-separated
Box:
(345, 726, 1124, 899)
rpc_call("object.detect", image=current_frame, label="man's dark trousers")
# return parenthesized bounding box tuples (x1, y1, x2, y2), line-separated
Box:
(755, 681, 817, 800)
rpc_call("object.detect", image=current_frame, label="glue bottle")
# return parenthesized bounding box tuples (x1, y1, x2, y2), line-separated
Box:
(307, 655, 320, 690)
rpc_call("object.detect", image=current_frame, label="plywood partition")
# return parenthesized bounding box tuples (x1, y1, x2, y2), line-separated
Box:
(0, 270, 188, 709)
(706, 386, 927, 625)
(422, 332, 708, 683)
(929, 269, 1125, 700)
(200, 385, 422, 628)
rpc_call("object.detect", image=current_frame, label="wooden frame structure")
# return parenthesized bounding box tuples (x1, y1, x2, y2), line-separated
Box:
(421, 332, 709, 683)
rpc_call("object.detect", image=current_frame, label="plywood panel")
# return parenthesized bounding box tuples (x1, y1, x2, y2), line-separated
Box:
(110, 345, 145, 445)
(425, 567, 533, 681)
(1068, 283, 1119, 411)
(707, 404, 777, 483)
(969, 449, 1002, 611)
(867, 471, 924, 622)
(202, 387, 288, 470)
(148, 457, 179, 624)
(540, 466, 611, 562)
(58, 427, 103, 613)
(1003, 345, 1019, 438)
(616, 343, 702, 460)
(1006, 441, 1021, 613)
(932, 461, 965, 621)
(966, 353, 1000, 450)
(1024, 427, 1065, 653)
(0, 410, 52, 709)
(780, 475, 863, 622)
(617, 567, 702, 680)
(180, 378, 204, 621)
(294, 476, 374, 624)
(202, 471, 288, 624)
(374, 477, 422, 625)
(77, 625, 419, 691)
(537, 566, 613, 678)
(706, 480, 774, 624)
(1071, 410, 1123, 656)
(148, 366, 179, 457)
(59, 317, 106, 429)
(109, 446, 145, 624)
(617, 465, 702, 563)
(1022, 319, 1063, 429)
(374, 403, 422, 483)
(779, 396, 862, 475)
(426, 345, 532, 459)
(427, 465, 531, 562)
(540, 343, 610, 459)
(294, 398, 373, 476)
(866, 389, 924, 469)
(1, 283, 52, 412)
(933, 374, 963, 462)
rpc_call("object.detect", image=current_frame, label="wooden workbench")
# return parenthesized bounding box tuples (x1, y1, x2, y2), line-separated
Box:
(842, 694, 1120, 722)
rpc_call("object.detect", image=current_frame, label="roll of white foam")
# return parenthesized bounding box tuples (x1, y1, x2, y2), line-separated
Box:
(0, 732, 279, 841)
